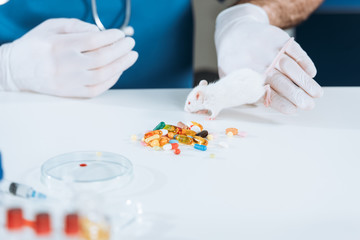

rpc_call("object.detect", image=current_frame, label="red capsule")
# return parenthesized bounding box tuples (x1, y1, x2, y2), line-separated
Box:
(171, 143, 179, 149)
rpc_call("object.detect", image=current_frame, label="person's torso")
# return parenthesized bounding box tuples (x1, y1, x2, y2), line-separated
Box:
(0, 0, 194, 88)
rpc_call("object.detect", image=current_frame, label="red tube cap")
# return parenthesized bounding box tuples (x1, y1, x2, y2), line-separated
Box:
(6, 208, 24, 230)
(64, 213, 79, 235)
(35, 213, 51, 235)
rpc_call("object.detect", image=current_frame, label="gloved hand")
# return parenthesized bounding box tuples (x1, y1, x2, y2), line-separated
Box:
(215, 4, 323, 114)
(0, 18, 138, 97)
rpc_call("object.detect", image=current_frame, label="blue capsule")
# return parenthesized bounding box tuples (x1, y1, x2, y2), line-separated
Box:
(169, 140, 179, 144)
(194, 144, 207, 151)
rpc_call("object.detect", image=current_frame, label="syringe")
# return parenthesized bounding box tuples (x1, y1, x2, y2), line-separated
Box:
(0, 152, 46, 199)
(0, 179, 46, 199)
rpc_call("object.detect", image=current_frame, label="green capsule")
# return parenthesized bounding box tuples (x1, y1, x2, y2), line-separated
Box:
(164, 124, 179, 132)
(153, 122, 166, 131)
(175, 135, 193, 145)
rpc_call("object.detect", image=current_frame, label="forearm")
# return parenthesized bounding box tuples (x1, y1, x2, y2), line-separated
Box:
(0, 43, 17, 91)
(236, 0, 324, 28)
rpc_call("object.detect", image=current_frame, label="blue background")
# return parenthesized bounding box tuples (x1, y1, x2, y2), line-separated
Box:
(296, 0, 360, 86)
(319, 0, 360, 12)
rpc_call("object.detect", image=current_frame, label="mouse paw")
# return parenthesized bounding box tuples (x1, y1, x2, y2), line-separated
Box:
(207, 109, 220, 120)
(196, 110, 209, 115)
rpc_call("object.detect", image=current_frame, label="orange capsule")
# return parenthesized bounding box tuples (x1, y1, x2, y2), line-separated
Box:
(145, 130, 163, 139)
(178, 129, 196, 137)
(149, 139, 160, 147)
(144, 134, 160, 143)
(191, 121, 203, 131)
(193, 136, 208, 146)
(225, 128, 238, 135)
(167, 132, 175, 139)
(159, 137, 170, 146)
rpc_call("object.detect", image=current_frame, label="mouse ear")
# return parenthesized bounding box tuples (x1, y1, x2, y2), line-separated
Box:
(196, 91, 204, 103)
(199, 80, 208, 86)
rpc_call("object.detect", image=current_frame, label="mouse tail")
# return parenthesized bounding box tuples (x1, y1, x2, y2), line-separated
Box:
(263, 84, 272, 107)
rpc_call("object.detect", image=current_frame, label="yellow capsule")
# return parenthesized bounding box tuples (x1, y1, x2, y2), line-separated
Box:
(191, 121, 203, 131)
(159, 136, 170, 146)
(149, 139, 160, 147)
(207, 134, 214, 141)
(178, 128, 196, 137)
(193, 136, 208, 146)
(144, 130, 163, 139)
(175, 135, 193, 145)
(144, 134, 160, 143)
(131, 134, 138, 141)
(80, 217, 110, 240)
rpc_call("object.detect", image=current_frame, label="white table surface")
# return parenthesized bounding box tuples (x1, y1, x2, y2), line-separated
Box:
(0, 88, 359, 240)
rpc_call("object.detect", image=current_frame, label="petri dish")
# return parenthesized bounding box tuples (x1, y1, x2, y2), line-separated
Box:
(41, 151, 133, 193)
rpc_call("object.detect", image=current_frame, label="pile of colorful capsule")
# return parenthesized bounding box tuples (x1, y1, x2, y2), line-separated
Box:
(139, 121, 211, 155)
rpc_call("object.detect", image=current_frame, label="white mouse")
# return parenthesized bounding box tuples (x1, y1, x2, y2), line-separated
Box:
(184, 68, 271, 119)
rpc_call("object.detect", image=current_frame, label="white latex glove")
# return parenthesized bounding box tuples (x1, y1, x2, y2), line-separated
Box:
(0, 18, 138, 97)
(215, 4, 323, 114)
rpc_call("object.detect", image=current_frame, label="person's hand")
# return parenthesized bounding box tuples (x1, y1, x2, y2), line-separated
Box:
(215, 4, 323, 114)
(0, 18, 138, 97)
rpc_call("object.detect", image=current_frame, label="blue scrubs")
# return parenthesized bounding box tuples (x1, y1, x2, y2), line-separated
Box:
(0, 0, 194, 88)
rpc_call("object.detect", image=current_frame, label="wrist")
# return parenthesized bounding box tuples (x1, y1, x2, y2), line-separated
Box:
(216, 3, 269, 33)
(0, 43, 19, 91)
(215, 3, 269, 46)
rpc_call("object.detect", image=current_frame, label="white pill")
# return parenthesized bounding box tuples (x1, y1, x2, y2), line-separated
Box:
(190, 126, 201, 132)
(218, 142, 229, 148)
(163, 144, 172, 151)
(153, 146, 161, 151)
(227, 132, 234, 137)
